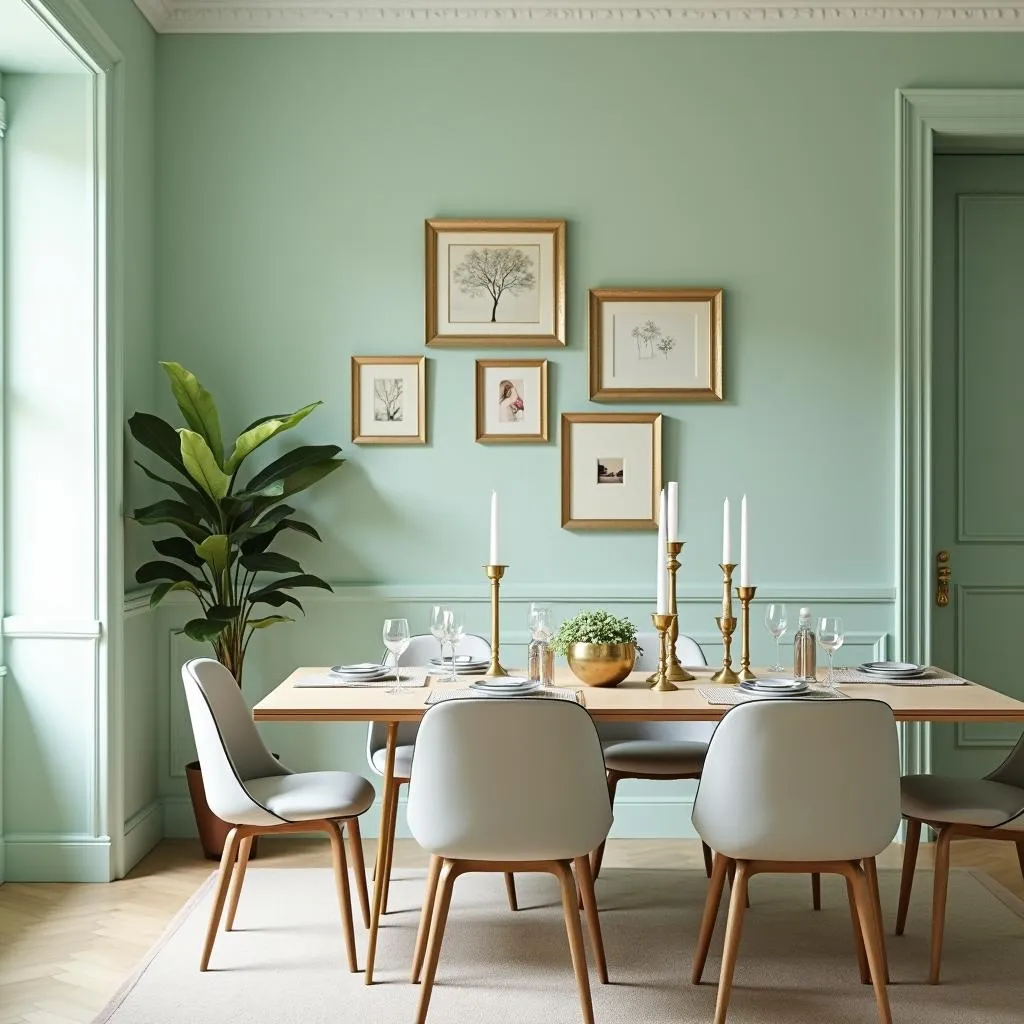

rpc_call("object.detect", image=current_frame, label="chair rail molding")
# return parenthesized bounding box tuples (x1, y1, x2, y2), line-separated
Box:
(131, 0, 1024, 35)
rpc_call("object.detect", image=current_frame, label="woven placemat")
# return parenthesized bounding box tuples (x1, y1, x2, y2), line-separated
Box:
(831, 666, 969, 686)
(426, 687, 583, 705)
(295, 673, 428, 689)
(698, 685, 846, 705)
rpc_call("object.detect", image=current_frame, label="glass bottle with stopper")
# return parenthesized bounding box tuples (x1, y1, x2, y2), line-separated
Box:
(527, 603, 555, 686)
(793, 607, 817, 682)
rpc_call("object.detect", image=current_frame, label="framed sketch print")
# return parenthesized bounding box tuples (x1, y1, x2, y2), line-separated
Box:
(475, 359, 549, 444)
(589, 287, 724, 401)
(561, 413, 662, 530)
(426, 218, 566, 347)
(351, 356, 426, 445)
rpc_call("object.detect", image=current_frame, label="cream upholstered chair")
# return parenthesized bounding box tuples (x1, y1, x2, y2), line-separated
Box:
(366, 632, 504, 913)
(592, 633, 715, 879)
(691, 699, 901, 1024)
(407, 698, 613, 1024)
(182, 658, 375, 972)
(896, 730, 1024, 983)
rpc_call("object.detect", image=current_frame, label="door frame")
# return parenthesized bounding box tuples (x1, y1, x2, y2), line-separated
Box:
(896, 89, 1024, 775)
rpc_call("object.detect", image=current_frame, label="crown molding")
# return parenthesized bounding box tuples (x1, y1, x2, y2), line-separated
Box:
(131, 1, 1024, 35)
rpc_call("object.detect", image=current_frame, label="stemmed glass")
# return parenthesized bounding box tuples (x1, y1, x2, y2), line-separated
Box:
(817, 616, 845, 686)
(382, 618, 411, 694)
(441, 608, 465, 683)
(431, 604, 452, 673)
(764, 603, 788, 673)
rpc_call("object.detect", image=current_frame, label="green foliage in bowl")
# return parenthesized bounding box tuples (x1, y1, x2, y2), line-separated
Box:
(550, 610, 639, 658)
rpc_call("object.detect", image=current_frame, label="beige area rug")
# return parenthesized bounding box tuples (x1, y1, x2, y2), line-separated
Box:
(94, 867, 1024, 1024)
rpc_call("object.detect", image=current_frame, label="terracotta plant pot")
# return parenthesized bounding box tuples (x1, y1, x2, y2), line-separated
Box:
(185, 761, 261, 861)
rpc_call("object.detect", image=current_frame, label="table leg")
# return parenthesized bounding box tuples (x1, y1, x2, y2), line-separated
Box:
(365, 721, 398, 985)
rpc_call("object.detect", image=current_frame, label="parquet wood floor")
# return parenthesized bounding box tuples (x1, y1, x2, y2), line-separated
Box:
(1, 837, 1021, 1023)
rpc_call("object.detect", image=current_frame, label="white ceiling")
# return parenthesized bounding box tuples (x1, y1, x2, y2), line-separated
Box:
(132, 0, 1024, 36)
(0, 0, 83, 73)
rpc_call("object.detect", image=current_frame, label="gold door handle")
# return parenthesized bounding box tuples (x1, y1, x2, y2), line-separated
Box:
(936, 551, 951, 607)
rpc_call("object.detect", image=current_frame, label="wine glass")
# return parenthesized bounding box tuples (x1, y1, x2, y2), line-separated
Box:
(430, 604, 452, 672)
(764, 603, 788, 672)
(441, 608, 465, 683)
(817, 616, 845, 686)
(382, 618, 411, 694)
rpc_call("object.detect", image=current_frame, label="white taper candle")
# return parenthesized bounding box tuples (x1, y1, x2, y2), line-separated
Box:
(667, 481, 679, 543)
(656, 488, 668, 614)
(740, 494, 749, 586)
(489, 490, 498, 565)
(722, 497, 731, 565)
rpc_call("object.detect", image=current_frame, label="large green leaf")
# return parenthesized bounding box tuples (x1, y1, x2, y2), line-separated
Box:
(247, 615, 293, 630)
(160, 362, 224, 466)
(153, 536, 205, 568)
(249, 574, 332, 601)
(179, 430, 231, 501)
(242, 445, 342, 496)
(150, 579, 205, 608)
(206, 604, 241, 621)
(182, 618, 230, 643)
(224, 402, 322, 474)
(132, 499, 207, 543)
(196, 534, 231, 573)
(136, 560, 208, 587)
(240, 518, 321, 557)
(240, 552, 303, 574)
(134, 461, 219, 523)
(251, 460, 343, 514)
(251, 591, 305, 613)
(128, 412, 189, 477)
(232, 505, 295, 543)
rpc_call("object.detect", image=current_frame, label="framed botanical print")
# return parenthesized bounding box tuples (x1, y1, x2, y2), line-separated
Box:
(475, 359, 549, 444)
(561, 413, 662, 530)
(425, 218, 566, 347)
(351, 356, 426, 445)
(589, 287, 724, 401)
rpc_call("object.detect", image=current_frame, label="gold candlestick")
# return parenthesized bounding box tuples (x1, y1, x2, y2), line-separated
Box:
(650, 612, 678, 691)
(665, 541, 695, 683)
(736, 585, 757, 681)
(483, 564, 509, 677)
(711, 563, 740, 684)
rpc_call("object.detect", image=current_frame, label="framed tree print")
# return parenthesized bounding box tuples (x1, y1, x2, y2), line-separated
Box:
(426, 219, 566, 347)
(475, 359, 549, 444)
(589, 287, 724, 401)
(351, 356, 426, 445)
(561, 413, 662, 530)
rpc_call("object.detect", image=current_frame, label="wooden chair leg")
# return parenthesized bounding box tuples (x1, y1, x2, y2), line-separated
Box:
(504, 873, 519, 912)
(726, 858, 750, 909)
(555, 860, 596, 1024)
(929, 826, 954, 985)
(326, 820, 358, 973)
(200, 827, 242, 971)
(693, 852, 730, 984)
(365, 722, 398, 986)
(895, 817, 921, 936)
(346, 816, 371, 930)
(224, 834, 254, 931)
(811, 872, 821, 910)
(412, 855, 443, 983)
(713, 860, 749, 1024)
(846, 875, 870, 984)
(1016, 841, 1024, 885)
(702, 842, 714, 879)
(590, 773, 621, 882)
(848, 864, 893, 1024)
(864, 857, 889, 983)
(415, 860, 458, 1024)
(574, 855, 608, 984)
(381, 780, 403, 915)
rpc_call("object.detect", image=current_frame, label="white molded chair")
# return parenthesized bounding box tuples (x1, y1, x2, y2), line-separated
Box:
(181, 658, 375, 972)
(592, 633, 715, 879)
(691, 699, 901, 1024)
(407, 698, 613, 1024)
(896, 729, 1024, 983)
(366, 632, 497, 914)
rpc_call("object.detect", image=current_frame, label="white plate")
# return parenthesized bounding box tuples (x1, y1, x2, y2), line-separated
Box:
(740, 679, 810, 695)
(471, 676, 533, 688)
(470, 680, 542, 698)
(858, 662, 927, 678)
(430, 656, 489, 665)
(743, 677, 804, 690)
(331, 665, 389, 678)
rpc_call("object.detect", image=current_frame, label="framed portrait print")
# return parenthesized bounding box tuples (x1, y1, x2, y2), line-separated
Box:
(475, 359, 549, 444)
(561, 413, 662, 530)
(426, 218, 566, 347)
(589, 287, 724, 401)
(351, 356, 426, 445)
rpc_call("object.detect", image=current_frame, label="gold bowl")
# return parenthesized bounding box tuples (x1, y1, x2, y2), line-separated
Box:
(566, 643, 636, 687)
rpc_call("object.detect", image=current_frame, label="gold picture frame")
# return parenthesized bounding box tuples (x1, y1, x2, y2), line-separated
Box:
(426, 218, 566, 347)
(351, 355, 426, 445)
(561, 412, 662, 530)
(589, 287, 724, 401)
(475, 359, 549, 444)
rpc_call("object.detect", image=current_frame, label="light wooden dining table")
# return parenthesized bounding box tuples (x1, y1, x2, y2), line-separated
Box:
(253, 664, 1024, 984)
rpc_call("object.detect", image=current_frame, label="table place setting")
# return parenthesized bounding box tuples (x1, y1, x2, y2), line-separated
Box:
(294, 664, 431, 689)
(697, 677, 847, 705)
(832, 662, 970, 686)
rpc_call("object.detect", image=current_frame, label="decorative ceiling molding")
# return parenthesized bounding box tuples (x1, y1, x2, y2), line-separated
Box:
(131, 1, 1024, 35)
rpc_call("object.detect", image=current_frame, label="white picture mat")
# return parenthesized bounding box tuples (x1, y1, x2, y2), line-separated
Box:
(481, 364, 543, 436)
(601, 300, 712, 389)
(358, 363, 420, 437)
(436, 230, 555, 337)
(570, 422, 654, 521)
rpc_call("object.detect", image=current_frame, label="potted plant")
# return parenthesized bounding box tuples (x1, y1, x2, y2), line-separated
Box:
(130, 362, 343, 857)
(550, 610, 639, 688)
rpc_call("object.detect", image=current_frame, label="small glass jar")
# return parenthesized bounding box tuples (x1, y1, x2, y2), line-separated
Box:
(528, 638, 555, 686)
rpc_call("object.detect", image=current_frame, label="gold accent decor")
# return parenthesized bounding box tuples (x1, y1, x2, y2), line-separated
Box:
(736, 585, 757, 681)
(649, 612, 679, 692)
(936, 550, 951, 608)
(475, 358, 549, 444)
(665, 541, 695, 682)
(711, 563, 740, 684)
(566, 643, 636, 688)
(483, 564, 510, 677)
(351, 355, 426, 445)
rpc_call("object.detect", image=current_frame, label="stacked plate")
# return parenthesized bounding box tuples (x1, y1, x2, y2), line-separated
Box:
(738, 677, 811, 698)
(329, 662, 391, 684)
(857, 661, 928, 680)
(469, 676, 542, 698)
(429, 655, 490, 675)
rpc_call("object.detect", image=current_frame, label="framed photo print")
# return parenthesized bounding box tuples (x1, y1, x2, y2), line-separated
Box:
(475, 359, 549, 444)
(351, 356, 426, 445)
(561, 412, 662, 530)
(426, 218, 566, 347)
(589, 287, 724, 401)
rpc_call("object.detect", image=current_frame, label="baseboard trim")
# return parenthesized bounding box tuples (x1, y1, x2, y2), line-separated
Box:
(3, 833, 112, 881)
(122, 800, 163, 875)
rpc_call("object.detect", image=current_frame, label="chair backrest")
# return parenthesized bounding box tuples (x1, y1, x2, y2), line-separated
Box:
(181, 659, 289, 825)
(987, 731, 1024, 789)
(407, 698, 613, 861)
(692, 698, 901, 862)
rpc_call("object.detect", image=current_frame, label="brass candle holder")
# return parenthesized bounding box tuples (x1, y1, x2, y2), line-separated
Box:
(711, 562, 740, 684)
(735, 585, 757, 681)
(483, 564, 509, 677)
(665, 541, 695, 683)
(649, 612, 679, 691)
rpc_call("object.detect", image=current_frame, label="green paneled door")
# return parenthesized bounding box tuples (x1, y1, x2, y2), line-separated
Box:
(931, 155, 1024, 778)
